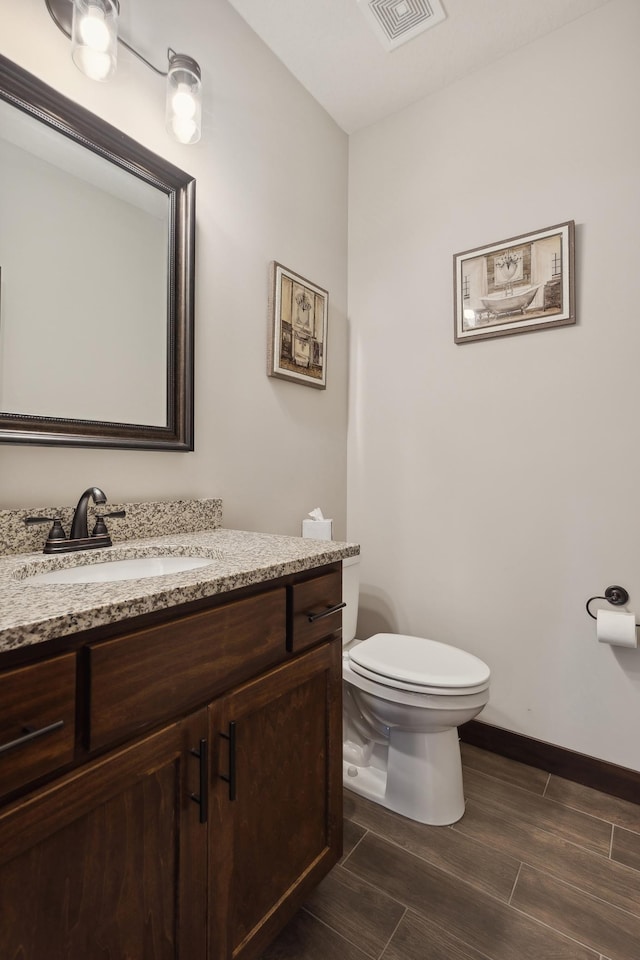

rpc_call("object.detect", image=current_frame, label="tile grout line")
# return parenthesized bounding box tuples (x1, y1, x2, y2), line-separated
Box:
(506, 899, 606, 956)
(376, 907, 407, 960)
(467, 764, 640, 830)
(340, 827, 370, 868)
(339, 854, 507, 960)
(609, 823, 614, 860)
(455, 794, 640, 911)
(463, 764, 549, 799)
(381, 908, 500, 960)
(338, 837, 525, 946)
(507, 861, 523, 906)
(336, 855, 418, 914)
(349, 794, 640, 906)
(341, 844, 607, 960)
(466, 768, 622, 832)
(538, 784, 640, 829)
(513, 859, 640, 922)
(344, 815, 517, 906)
(299, 906, 377, 959)
(459, 793, 613, 860)
(463, 770, 627, 856)
(451, 807, 640, 921)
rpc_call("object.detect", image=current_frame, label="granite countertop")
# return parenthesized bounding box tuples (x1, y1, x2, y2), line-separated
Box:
(0, 528, 359, 654)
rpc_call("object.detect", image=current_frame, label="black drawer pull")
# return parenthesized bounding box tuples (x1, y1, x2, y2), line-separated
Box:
(0, 719, 65, 756)
(189, 738, 208, 824)
(219, 721, 237, 801)
(307, 601, 346, 623)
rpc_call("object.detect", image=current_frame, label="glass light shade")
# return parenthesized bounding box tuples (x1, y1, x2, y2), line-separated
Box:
(71, 0, 118, 82)
(166, 54, 202, 145)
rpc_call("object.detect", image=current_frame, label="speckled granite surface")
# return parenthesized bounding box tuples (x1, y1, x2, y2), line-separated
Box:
(0, 526, 359, 654)
(0, 498, 223, 557)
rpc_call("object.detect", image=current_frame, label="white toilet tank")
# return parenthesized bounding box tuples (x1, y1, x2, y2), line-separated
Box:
(342, 555, 360, 645)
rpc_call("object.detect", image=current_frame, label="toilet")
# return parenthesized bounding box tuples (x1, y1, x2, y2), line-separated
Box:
(342, 556, 490, 825)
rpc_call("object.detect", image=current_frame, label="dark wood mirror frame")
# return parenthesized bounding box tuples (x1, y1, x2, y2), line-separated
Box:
(0, 53, 195, 451)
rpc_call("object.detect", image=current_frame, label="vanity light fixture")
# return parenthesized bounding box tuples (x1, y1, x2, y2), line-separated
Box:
(165, 53, 202, 146)
(44, 0, 202, 144)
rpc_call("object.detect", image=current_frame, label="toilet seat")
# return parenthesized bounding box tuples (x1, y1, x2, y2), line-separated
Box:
(348, 633, 490, 696)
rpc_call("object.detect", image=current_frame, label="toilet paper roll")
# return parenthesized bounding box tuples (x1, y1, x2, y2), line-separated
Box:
(596, 609, 638, 648)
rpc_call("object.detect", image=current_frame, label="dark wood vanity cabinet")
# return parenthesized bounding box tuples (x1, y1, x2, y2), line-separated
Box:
(0, 711, 208, 960)
(0, 563, 343, 960)
(209, 640, 342, 960)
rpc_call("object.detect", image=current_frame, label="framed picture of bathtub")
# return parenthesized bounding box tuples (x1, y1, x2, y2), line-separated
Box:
(268, 261, 328, 388)
(454, 221, 575, 343)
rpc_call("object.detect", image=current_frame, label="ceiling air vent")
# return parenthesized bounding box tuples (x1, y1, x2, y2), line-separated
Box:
(357, 0, 447, 51)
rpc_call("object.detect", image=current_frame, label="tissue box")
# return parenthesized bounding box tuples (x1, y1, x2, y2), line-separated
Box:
(302, 519, 333, 541)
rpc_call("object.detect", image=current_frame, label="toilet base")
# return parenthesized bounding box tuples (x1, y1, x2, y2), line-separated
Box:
(342, 726, 466, 826)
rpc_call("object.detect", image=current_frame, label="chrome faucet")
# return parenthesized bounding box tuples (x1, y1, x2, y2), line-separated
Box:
(70, 486, 108, 540)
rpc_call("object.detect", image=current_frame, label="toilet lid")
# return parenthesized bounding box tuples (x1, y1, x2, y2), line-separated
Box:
(348, 633, 490, 689)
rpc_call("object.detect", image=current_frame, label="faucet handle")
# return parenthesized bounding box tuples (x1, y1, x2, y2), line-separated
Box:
(25, 516, 67, 542)
(91, 509, 126, 537)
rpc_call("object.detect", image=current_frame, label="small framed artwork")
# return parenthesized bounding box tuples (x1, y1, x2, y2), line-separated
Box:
(454, 221, 575, 344)
(268, 261, 328, 389)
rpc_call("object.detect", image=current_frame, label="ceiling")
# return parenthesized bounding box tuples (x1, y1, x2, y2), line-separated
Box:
(225, 0, 612, 133)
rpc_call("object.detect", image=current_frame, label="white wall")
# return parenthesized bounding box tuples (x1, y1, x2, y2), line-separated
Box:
(348, 0, 640, 770)
(0, 0, 349, 538)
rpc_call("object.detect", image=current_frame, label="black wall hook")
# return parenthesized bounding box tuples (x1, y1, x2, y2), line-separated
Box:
(586, 584, 632, 621)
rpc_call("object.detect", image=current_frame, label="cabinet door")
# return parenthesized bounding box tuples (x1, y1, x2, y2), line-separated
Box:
(209, 641, 342, 960)
(0, 711, 208, 960)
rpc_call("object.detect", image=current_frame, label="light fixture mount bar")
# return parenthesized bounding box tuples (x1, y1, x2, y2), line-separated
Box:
(118, 36, 167, 77)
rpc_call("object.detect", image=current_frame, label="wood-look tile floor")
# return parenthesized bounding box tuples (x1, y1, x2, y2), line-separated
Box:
(259, 744, 640, 960)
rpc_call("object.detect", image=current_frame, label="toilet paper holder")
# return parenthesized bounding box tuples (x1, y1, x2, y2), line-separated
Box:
(586, 585, 639, 624)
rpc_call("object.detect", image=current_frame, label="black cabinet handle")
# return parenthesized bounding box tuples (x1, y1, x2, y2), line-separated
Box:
(219, 721, 237, 801)
(307, 601, 346, 623)
(189, 738, 208, 824)
(0, 719, 64, 756)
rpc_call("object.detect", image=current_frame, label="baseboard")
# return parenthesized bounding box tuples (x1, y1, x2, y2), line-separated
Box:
(459, 720, 640, 806)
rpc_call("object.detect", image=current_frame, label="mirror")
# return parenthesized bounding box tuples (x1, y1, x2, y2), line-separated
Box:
(0, 54, 195, 450)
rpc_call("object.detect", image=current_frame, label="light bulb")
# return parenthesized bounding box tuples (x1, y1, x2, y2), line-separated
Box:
(172, 84, 197, 120)
(71, 0, 118, 82)
(78, 5, 110, 52)
(74, 47, 112, 81)
(172, 115, 197, 145)
(166, 54, 202, 144)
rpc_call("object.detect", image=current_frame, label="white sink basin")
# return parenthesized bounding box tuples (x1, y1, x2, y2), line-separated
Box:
(24, 556, 214, 584)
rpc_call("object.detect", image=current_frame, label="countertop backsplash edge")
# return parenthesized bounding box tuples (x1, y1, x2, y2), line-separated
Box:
(0, 497, 223, 557)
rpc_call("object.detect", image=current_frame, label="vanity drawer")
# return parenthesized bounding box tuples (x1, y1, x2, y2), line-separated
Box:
(288, 568, 343, 653)
(87, 588, 286, 751)
(0, 653, 76, 799)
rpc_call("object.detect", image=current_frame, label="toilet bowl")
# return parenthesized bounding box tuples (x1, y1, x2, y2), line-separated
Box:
(342, 557, 490, 825)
